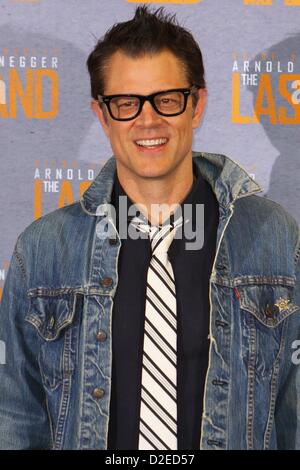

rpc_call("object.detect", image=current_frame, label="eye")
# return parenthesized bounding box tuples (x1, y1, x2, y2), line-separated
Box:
(155, 92, 182, 109)
(119, 100, 135, 108)
(116, 98, 138, 109)
(161, 98, 176, 104)
(158, 97, 176, 106)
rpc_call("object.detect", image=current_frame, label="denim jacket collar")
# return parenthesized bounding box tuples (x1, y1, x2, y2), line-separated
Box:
(80, 151, 263, 216)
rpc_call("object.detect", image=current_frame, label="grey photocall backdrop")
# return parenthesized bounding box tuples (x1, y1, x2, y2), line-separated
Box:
(0, 0, 299, 299)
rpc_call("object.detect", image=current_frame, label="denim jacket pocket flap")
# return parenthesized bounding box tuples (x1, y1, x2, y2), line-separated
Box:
(25, 293, 77, 341)
(238, 284, 299, 328)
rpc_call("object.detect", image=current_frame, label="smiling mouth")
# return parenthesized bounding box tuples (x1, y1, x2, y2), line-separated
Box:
(135, 138, 168, 148)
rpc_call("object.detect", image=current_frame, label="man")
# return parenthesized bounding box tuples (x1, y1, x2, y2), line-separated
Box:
(0, 6, 299, 450)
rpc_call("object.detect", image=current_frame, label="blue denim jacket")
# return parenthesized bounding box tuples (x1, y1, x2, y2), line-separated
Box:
(0, 152, 300, 450)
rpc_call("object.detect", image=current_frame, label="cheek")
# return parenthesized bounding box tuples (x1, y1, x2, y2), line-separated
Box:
(177, 121, 193, 141)
(175, 125, 194, 154)
(110, 126, 125, 143)
(175, 113, 194, 135)
(109, 127, 132, 154)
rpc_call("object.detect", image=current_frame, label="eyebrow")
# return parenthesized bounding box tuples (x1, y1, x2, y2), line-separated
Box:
(103, 87, 190, 96)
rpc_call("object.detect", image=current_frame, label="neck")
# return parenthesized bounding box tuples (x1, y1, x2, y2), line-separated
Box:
(116, 160, 194, 226)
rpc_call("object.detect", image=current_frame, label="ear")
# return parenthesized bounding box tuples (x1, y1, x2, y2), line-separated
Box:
(91, 99, 110, 138)
(192, 88, 207, 130)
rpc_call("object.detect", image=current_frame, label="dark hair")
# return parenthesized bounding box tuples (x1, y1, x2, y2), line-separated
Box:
(86, 5, 206, 106)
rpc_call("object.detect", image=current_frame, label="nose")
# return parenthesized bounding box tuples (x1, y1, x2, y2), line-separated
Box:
(135, 100, 163, 126)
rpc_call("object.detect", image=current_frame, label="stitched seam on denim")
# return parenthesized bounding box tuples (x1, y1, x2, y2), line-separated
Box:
(54, 293, 80, 448)
(263, 320, 288, 449)
(26, 313, 76, 341)
(27, 287, 108, 297)
(246, 314, 256, 450)
(14, 247, 27, 284)
(28, 287, 81, 297)
(37, 345, 60, 392)
(105, 272, 119, 448)
(54, 327, 72, 449)
(80, 304, 111, 449)
(90, 219, 119, 294)
(217, 233, 231, 278)
(234, 277, 296, 287)
(200, 202, 235, 449)
(293, 228, 300, 266)
(91, 218, 105, 285)
(25, 295, 76, 341)
(25, 314, 42, 331)
(225, 291, 234, 450)
(80, 296, 91, 449)
(45, 395, 55, 449)
(213, 277, 297, 288)
(92, 222, 102, 288)
(240, 305, 299, 329)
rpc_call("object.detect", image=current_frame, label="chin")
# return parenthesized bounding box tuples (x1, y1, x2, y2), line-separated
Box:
(136, 167, 174, 180)
(136, 158, 174, 174)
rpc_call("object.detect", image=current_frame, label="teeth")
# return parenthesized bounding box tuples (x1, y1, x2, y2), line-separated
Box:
(136, 138, 167, 147)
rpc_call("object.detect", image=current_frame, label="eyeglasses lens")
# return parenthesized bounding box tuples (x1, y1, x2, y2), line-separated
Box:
(109, 91, 185, 119)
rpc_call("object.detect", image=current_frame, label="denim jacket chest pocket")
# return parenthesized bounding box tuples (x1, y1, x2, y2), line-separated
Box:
(237, 283, 299, 378)
(25, 292, 82, 390)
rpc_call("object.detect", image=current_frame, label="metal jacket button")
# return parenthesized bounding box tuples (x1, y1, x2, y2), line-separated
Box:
(93, 388, 104, 399)
(96, 330, 107, 342)
(101, 277, 113, 287)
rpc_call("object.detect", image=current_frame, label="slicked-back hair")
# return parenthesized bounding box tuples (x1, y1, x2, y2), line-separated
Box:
(86, 5, 206, 107)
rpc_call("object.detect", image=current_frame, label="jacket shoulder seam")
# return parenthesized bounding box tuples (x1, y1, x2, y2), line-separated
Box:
(294, 227, 300, 268)
(13, 239, 28, 285)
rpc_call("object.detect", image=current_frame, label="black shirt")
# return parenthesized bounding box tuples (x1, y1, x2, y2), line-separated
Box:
(107, 161, 219, 450)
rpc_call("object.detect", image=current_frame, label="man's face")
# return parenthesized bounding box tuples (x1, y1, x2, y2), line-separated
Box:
(92, 49, 206, 181)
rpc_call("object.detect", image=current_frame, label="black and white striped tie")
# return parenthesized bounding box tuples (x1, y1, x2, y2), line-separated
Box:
(131, 215, 183, 450)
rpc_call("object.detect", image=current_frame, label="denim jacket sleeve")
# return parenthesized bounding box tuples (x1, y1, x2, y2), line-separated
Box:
(274, 230, 300, 449)
(0, 236, 51, 449)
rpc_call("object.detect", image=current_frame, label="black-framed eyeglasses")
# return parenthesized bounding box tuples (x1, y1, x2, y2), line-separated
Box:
(97, 85, 201, 121)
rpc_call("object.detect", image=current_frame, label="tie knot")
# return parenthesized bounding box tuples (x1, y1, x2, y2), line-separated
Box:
(130, 215, 183, 255)
(149, 224, 176, 255)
